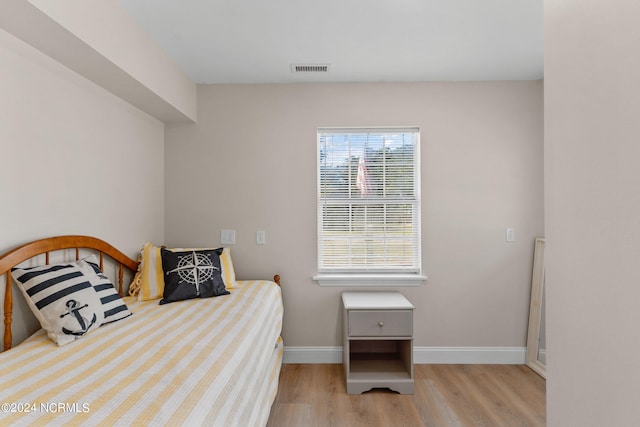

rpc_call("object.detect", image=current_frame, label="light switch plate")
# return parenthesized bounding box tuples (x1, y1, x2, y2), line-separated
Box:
(505, 228, 515, 242)
(256, 230, 266, 245)
(220, 229, 236, 245)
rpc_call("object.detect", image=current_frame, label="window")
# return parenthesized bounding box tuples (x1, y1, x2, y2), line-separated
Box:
(316, 128, 424, 285)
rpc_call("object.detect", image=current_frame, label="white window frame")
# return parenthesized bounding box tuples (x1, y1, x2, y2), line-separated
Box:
(313, 127, 427, 287)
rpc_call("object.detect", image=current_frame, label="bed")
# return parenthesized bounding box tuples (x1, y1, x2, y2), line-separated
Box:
(0, 235, 283, 426)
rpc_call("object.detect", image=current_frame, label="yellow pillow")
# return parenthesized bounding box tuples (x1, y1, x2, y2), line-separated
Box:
(128, 251, 143, 297)
(137, 242, 236, 301)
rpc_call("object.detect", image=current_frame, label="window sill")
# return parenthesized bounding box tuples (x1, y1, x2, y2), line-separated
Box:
(313, 274, 427, 287)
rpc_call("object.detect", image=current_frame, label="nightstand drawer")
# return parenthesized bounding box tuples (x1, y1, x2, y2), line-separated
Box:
(348, 310, 412, 337)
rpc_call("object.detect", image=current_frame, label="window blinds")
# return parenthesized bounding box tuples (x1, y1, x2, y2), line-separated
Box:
(317, 128, 421, 273)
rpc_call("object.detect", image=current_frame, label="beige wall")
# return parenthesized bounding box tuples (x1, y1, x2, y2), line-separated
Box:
(28, 0, 196, 122)
(0, 29, 165, 346)
(545, 0, 640, 425)
(166, 81, 543, 349)
(0, 0, 197, 123)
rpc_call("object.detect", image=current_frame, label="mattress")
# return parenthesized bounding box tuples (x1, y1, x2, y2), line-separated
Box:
(0, 280, 283, 426)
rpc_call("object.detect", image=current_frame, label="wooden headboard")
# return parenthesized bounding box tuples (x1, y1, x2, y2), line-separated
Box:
(0, 235, 139, 352)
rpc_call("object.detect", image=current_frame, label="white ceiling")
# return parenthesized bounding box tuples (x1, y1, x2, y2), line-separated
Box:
(117, 0, 543, 84)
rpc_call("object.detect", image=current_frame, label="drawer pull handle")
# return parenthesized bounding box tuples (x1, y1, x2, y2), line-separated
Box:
(378, 321, 384, 327)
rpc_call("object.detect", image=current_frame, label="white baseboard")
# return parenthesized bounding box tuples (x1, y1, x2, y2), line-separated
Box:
(413, 346, 526, 364)
(283, 346, 343, 364)
(283, 346, 526, 365)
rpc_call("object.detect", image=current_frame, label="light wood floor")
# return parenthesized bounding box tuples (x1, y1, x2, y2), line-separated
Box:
(266, 364, 545, 427)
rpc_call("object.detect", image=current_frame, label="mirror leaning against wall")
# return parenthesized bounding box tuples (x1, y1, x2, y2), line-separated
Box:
(526, 237, 546, 378)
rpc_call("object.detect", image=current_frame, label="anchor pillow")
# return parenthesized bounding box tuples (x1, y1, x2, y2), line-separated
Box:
(159, 248, 230, 305)
(12, 255, 132, 346)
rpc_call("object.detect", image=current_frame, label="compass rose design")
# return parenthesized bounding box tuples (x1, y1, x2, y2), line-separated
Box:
(166, 251, 220, 295)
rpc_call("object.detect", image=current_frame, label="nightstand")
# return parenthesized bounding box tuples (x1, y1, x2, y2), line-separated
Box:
(342, 291, 415, 394)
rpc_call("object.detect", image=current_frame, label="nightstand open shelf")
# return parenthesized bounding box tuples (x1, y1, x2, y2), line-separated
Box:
(349, 355, 411, 379)
(342, 292, 415, 395)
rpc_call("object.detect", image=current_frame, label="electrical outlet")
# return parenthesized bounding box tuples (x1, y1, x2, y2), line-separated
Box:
(256, 230, 266, 245)
(220, 229, 236, 245)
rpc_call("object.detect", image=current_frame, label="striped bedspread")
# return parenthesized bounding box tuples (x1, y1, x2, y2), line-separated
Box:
(0, 280, 283, 427)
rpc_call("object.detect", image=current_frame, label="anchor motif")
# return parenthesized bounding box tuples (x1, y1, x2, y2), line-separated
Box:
(59, 299, 97, 336)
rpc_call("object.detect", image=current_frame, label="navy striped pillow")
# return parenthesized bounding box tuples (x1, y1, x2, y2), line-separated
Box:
(83, 257, 132, 324)
(12, 255, 131, 346)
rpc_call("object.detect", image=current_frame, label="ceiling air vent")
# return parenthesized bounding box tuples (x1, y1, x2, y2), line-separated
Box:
(291, 63, 331, 73)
